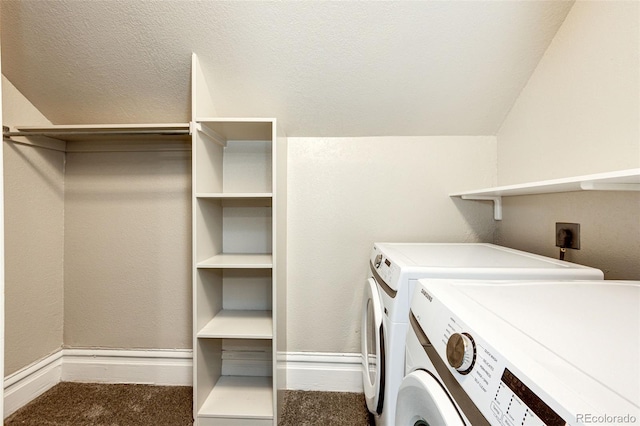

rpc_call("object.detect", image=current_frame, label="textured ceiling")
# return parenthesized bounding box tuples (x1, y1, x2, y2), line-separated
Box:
(1, 0, 574, 137)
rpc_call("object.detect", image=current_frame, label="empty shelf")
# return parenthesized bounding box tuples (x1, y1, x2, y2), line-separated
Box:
(450, 168, 640, 198)
(450, 168, 640, 220)
(198, 376, 273, 420)
(197, 254, 273, 269)
(196, 193, 273, 199)
(198, 310, 273, 339)
(196, 193, 273, 207)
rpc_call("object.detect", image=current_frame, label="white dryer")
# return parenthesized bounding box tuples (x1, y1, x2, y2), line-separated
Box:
(361, 243, 604, 426)
(397, 279, 640, 425)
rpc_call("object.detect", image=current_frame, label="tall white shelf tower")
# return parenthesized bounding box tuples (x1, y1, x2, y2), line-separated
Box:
(191, 54, 287, 425)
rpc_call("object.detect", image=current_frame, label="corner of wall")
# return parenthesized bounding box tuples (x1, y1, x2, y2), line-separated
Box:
(2, 75, 65, 377)
(495, 1, 640, 185)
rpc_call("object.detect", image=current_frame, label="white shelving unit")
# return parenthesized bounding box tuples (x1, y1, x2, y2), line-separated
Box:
(450, 168, 640, 220)
(191, 54, 287, 426)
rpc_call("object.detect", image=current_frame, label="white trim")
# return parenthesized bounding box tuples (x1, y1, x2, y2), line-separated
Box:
(61, 349, 193, 386)
(4, 350, 63, 418)
(284, 352, 363, 393)
(4, 349, 363, 418)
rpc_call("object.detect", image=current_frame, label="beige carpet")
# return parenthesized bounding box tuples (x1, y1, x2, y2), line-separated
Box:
(5, 383, 372, 425)
(280, 390, 371, 426)
(5, 383, 193, 425)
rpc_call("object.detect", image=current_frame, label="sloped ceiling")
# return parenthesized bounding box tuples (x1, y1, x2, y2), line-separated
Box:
(1, 0, 574, 137)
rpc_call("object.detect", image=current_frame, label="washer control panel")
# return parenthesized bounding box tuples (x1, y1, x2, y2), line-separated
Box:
(491, 369, 566, 426)
(411, 284, 571, 426)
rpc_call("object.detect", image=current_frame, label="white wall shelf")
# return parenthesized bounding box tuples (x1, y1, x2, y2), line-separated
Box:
(450, 168, 640, 220)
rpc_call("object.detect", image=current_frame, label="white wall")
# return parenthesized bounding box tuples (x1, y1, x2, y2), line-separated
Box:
(287, 136, 496, 353)
(2, 76, 64, 375)
(496, 192, 640, 279)
(494, 1, 640, 279)
(497, 1, 639, 184)
(63, 148, 192, 349)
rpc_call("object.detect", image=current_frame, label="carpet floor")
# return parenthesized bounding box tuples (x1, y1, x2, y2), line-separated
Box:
(5, 383, 372, 425)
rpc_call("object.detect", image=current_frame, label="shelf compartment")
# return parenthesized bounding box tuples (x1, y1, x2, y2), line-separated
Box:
(194, 122, 273, 194)
(195, 120, 274, 143)
(195, 197, 272, 263)
(195, 339, 273, 422)
(196, 269, 272, 334)
(197, 310, 273, 339)
(197, 376, 273, 425)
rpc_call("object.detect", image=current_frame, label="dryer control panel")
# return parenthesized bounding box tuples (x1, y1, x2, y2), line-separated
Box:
(370, 246, 401, 291)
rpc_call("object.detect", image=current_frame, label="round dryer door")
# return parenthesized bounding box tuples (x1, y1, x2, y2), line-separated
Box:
(395, 370, 465, 426)
(362, 277, 384, 415)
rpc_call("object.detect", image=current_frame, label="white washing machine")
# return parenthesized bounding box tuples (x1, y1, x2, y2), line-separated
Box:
(397, 279, 640, 425)
(361, 243, 604, 426)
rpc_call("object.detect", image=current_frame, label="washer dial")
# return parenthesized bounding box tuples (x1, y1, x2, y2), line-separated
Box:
(446, 332, 476, 375)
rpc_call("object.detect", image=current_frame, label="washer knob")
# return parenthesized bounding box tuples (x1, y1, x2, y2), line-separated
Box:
(446, 332, 476, 375)
(374, 254, 383, 268)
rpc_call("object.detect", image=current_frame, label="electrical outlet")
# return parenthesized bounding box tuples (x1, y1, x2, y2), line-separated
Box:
(555, 222, 580, 250)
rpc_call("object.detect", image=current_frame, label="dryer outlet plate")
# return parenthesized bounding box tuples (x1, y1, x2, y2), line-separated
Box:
(555, 222, 580, 250)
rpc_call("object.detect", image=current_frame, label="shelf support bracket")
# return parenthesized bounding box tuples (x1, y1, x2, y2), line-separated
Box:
(195, 122, 227, 147)
(461, 195, 502, 221)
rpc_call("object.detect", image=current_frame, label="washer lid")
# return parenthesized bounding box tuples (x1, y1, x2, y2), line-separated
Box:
(380, 243, 585, 268)
(374, 243, 603, 279)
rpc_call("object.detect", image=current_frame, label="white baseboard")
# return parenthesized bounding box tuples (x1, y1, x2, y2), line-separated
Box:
(4, 350, 63, 418)
(284, 352, 363, 393)
(4, 349, 363, 418)
(61, 349, 193, 386)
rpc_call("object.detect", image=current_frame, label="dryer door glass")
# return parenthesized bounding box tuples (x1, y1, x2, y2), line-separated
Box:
(395, 370, 466, 426)
(362, 277, 384, 414)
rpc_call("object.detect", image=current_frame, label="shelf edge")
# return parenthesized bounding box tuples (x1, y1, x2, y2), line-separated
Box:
(450, 168, 640, 198)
